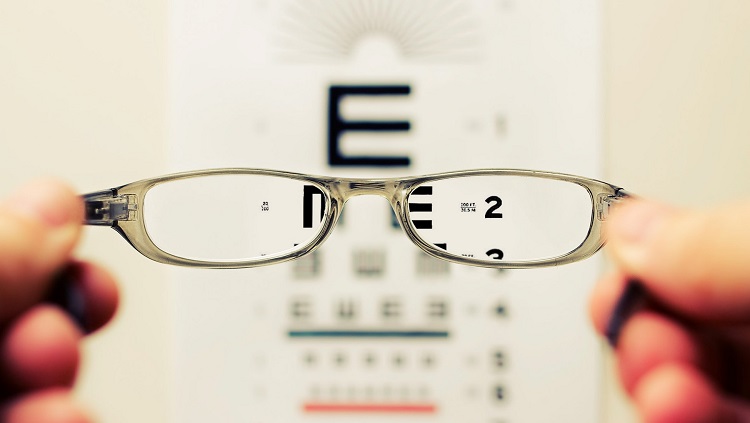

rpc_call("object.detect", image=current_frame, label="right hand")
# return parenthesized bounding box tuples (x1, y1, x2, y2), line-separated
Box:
(590, 199, 750, 422)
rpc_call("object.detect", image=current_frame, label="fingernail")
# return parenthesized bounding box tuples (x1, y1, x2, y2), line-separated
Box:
(47, 264, 89, 333)
(3, 180, 79, 227)
(605, 280, 646, 347)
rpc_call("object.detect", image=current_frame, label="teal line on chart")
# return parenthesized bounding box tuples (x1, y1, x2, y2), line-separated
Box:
(288, 330, 449, 338)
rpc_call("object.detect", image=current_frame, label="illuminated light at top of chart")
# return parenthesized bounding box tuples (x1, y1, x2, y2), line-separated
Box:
(273, 0, 483, 63)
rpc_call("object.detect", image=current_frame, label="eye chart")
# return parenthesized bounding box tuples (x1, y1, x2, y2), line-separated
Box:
(168, 1, 603, 422)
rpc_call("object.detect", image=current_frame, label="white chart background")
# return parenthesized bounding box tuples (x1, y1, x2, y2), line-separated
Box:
(169, 1, 603, 422)
(170, 0, 600, 423)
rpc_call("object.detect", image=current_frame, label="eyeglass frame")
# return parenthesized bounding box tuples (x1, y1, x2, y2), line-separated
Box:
(83, 168, 629, 269)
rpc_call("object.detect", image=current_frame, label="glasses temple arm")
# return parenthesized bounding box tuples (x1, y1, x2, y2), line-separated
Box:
(614, 188, 633, 199)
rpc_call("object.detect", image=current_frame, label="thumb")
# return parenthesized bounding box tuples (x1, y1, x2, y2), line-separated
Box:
(0, 180, 83, 322)
(606, 199, 750, 322)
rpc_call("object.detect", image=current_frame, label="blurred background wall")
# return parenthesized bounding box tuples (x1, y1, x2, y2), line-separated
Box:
(1, 1, 749, 422)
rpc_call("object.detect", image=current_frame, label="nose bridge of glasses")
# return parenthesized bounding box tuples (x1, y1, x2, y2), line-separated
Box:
(332, 178, 402, 203)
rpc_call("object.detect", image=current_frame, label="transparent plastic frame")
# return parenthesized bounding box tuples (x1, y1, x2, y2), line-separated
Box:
(83, 169, 629, 269)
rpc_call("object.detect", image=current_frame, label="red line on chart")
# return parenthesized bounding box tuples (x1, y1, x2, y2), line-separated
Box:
(303, 403, 437, 414)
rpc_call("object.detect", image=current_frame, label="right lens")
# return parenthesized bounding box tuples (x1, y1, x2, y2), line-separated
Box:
(407, 174, 594, 264)
(142, 174, 329, 262)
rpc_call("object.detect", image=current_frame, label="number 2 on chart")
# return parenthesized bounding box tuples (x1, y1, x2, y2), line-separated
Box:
(485, 196, 503, 218)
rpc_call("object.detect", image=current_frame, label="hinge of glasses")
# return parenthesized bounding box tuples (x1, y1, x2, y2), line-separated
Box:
(597, 189, 630, 221)
(83, 189, 138, 226)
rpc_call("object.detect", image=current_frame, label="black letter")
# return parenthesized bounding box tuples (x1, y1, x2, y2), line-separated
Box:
(328, 85, 411, 167)
(303, 185, 325, 228)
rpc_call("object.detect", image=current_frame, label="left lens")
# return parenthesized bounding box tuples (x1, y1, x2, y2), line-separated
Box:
(142, 173, 329, 262)
(406, 174, 593, 264)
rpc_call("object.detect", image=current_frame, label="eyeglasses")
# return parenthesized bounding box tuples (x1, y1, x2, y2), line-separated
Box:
(83, 168, 629, 269)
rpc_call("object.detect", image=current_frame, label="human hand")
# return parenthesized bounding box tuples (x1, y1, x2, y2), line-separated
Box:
(590, 199, 750, 422)
(0, 180, 119, 423)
